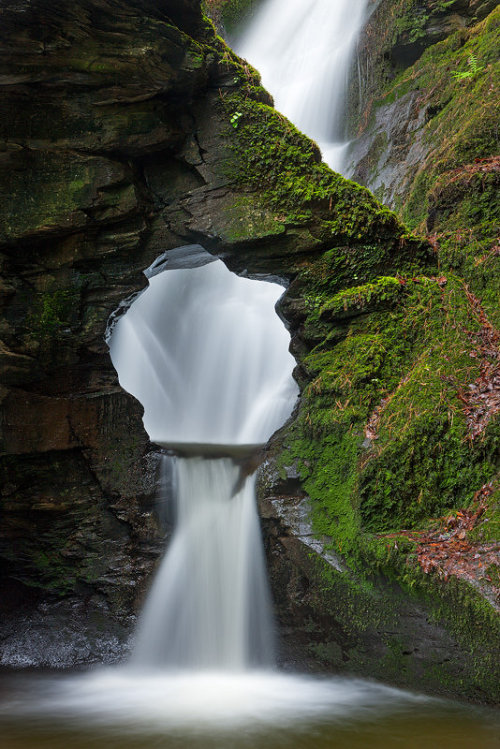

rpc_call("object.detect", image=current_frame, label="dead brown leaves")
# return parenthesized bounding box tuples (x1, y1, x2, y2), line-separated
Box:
(458, 288, 500, 440)
(448, 155, 500, 184)
(379, 483, 499, 609)
(415, 504, 499, 610)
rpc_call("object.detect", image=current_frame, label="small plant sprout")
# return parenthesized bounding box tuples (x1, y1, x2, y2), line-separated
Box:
(452, 53, 484, 81)
(230, 111, 243, 128)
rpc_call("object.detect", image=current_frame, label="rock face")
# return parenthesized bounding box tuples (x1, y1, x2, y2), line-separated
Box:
(354, 0, 497, 79)
(347, 0, 499, 324)
(0, 0, 498, 702)
(260, 490, 490, 695)
(0, 0, 213, 663)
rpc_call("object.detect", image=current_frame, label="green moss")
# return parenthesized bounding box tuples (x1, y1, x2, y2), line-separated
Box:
(220, 194, 286, 241)
(319, 276, 404, 320)
(428, 170, 500, 326)
(359, 277, 498, 528)
(389, 0, 458, 46)
(278, 528, 499, 697)
(469, 490, 500, 543)
(221, 0, 263, 33)
(204, 0, 264, 35)
(284, 269, 498, 536)
(312, 14, 500, 660)
(414, 573, 500, 698)
(219, 93, 417, 244)
(304, 506, 500, 698)
(29, 287, 79, 340)
(274, 257, 498, 699)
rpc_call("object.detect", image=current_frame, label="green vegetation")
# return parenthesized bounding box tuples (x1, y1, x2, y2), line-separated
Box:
(273, 258, 498, 696)
(218, 84, 430, 276)
(204, 0, 263, 34)
(230, 110, 243, 128)
(392, 0, 458, 44)
(281, 271, 497, 541)
(29, 287, 79, 340)
(451, 53, 484, 80)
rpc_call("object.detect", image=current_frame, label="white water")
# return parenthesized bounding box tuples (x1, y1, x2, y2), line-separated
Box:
(2, 670, 431, 735)
(109, 248, 298, 668)
(110, 255, 297, 447)
(132, 458, 274, 668)
(234, 0, 368, 173)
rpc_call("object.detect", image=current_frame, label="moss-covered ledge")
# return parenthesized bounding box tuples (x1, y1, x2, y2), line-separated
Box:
(258, 481, 500, 702)
(258, 264, 499, 702)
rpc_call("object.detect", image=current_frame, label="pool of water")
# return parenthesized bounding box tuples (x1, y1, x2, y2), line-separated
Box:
(0, 670, 498, 749)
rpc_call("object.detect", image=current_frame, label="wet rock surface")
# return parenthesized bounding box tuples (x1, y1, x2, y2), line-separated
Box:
(347, 0, 499, 217)
(0, 583, 134, 668)
(347, 91, 429, 208)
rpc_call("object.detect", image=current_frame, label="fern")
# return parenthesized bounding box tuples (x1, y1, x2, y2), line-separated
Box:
(451, 54, 484, 81)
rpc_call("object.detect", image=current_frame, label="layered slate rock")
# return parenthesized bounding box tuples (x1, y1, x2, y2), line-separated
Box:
(0, 0, 210, 664)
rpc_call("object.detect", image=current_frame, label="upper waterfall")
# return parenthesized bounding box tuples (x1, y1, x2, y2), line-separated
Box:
(234, 0, 368, 173)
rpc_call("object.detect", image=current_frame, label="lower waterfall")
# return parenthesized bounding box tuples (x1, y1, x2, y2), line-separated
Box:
(132, 458, 274, 668)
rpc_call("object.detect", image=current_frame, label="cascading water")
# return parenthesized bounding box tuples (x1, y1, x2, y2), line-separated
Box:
(234, 0, 368, 173)
(109, 246, 299, 669)
(133, 458, 274, 668)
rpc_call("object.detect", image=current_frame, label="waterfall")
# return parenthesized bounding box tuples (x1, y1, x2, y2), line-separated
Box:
(132, 459, 274, 668)
(110, 252, 297, 447)
(234, 0, 368, 174)
(109, 246, 299, 669)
